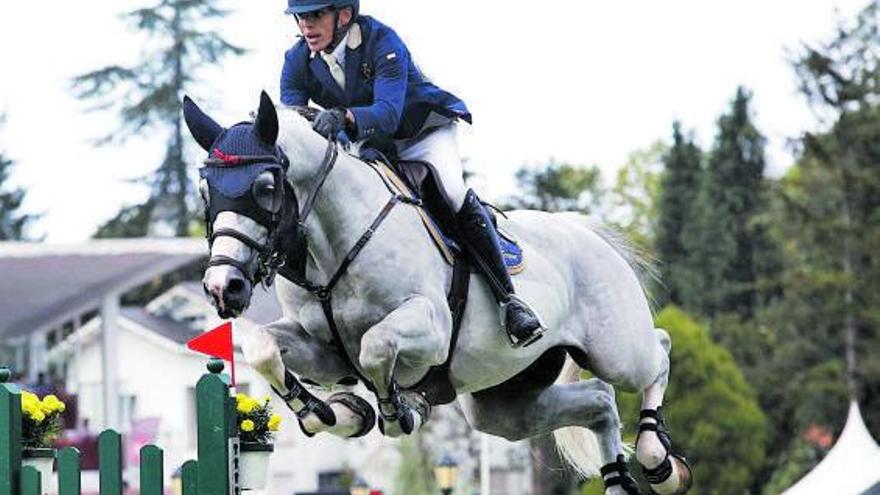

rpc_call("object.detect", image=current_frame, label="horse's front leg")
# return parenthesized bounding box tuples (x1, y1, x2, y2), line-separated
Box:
(243, 318, 375, 438)
(358, 295, 450, 437)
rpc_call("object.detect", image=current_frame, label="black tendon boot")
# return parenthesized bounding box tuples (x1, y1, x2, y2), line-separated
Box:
(456, 189, 546, 347)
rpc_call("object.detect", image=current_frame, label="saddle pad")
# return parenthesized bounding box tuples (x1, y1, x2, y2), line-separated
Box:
(370, 161, 526, 275)
(498, 228, 525, 275)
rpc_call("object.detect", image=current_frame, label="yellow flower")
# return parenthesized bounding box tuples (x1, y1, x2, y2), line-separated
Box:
(240, 419, 255, 432)
(268, 414, 282, 432)
(235, 393, 249, 404)
(237, 399, 255, 414)
(41, 395, 65, 413)
(30, 409, 46, 423)
(21, 391, 39, 410)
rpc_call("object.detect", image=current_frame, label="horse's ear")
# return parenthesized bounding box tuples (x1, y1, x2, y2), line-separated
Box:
(183, 95, 223, 152)
(255, 91, 279, 145)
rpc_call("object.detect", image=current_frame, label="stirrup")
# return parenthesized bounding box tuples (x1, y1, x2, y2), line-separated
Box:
(637, 408, 693, 493)
(600, 455, 641, 495)
(499, 294, 547, 348)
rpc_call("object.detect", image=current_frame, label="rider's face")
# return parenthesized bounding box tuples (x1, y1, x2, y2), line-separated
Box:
(297, 7, 352, 52)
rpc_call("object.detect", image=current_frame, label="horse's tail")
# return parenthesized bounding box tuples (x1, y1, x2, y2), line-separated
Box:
(552, 356, 603, 478)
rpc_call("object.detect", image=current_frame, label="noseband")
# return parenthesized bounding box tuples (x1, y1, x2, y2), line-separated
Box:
(203, 133, 339, 288)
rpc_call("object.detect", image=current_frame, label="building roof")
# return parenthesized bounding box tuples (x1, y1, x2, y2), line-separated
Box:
(782, 402, 880, 495)
(0, 239, 205, 339)
(175, 281, 283, 325)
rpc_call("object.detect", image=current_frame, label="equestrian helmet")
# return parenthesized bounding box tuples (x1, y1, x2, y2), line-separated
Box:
(285, 0, 359, 18)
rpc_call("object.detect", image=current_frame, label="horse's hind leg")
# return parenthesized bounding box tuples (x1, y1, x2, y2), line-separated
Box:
(460, 375, 640, 495)
(635, 328, 693, 495)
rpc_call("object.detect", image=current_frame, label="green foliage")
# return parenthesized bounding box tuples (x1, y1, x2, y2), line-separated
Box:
(0, 116, 40, 240)
(72, 0, 245, 238)
(616, 307, 768, 495)
(393, 435, 437, 495)
(655, 122, 703, 308)
(508, 161, 604, 213)
(606, 141, 665, 248)
(681, 87, 773, 318)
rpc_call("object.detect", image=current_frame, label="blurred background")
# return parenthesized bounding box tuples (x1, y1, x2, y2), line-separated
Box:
(0, 1, 878, 494)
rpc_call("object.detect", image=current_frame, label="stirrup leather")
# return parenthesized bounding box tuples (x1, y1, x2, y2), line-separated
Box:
(600, 455, 641, 495)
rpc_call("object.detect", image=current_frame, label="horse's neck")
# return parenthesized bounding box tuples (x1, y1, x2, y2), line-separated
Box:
(290, 144, 391, 278)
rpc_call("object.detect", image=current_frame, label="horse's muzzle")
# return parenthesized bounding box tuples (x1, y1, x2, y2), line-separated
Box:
(203, 271, 252, 318)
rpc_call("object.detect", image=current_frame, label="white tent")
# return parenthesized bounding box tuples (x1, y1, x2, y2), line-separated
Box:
(782, 401, 880, 495)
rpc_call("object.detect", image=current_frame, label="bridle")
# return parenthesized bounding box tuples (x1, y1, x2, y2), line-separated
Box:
(204, 131, 421, 391)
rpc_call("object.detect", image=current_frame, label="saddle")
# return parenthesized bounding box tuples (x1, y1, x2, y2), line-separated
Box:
(365, 153, 532, 405)
(287, 106, 524, 405)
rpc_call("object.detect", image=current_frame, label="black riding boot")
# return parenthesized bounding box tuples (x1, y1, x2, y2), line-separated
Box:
(456, 189, 545, 347)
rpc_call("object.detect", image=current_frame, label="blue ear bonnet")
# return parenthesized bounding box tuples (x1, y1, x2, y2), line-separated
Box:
(199, 123, 289, 199)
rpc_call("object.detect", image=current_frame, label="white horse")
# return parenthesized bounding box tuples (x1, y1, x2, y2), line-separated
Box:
(184, 92, 692, 495)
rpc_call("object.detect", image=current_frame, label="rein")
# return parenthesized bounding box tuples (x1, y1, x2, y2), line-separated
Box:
(281, 138, 422, 392)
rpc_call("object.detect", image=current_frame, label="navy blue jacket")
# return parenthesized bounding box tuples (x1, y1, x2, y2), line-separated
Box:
(280, 16, 471, 143)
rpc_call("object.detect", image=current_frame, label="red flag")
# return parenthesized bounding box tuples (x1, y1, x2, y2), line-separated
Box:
(187, 322, 236, 386)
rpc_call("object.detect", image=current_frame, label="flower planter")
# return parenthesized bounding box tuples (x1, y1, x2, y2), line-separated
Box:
(22, 448, 55, 494)
(239, 442, 273, 491)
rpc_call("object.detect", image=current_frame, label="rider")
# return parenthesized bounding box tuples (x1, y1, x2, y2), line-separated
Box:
(280, 0, 545, 347)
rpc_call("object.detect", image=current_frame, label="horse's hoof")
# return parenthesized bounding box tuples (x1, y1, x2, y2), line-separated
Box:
(645, 454, 693, 495)
(377, 405, 415, 437)
(326, 392, 376, 438)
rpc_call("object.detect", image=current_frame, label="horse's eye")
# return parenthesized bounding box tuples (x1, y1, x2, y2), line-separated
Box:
(253, 171, 280, 212)
(199, 179, 210, 204)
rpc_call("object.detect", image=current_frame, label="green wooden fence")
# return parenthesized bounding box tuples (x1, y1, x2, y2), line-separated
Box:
(0, 360, 241, 495)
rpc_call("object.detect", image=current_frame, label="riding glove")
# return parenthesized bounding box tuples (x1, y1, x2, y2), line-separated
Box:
(313, 108, 349, 141)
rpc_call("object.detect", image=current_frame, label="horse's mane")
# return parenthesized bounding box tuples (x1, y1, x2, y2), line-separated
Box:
(276, 106, 364, 166)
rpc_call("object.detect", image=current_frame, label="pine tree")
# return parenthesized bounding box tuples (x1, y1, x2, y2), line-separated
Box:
(73, 0, 245, 238)
(655, 122, 703, 308)
(684, 87, 768, 318)
(0, 115, 39, 240)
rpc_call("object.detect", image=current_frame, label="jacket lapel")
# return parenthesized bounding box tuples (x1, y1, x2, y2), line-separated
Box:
(309, 55, 345, 102)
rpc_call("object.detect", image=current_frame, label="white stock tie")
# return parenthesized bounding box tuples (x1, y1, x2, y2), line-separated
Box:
(321, 52, 346, 90)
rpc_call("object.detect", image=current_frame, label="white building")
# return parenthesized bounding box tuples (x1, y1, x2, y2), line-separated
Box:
(1, 240, 532, 495)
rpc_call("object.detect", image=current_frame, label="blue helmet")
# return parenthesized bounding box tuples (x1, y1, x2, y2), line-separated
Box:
(285, 0, 359, 17)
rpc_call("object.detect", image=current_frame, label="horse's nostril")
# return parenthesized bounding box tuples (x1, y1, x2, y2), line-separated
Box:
(227, 278, 246, 295)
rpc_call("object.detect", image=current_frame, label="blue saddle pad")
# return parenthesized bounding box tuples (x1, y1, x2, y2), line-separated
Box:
(499, 230, 525, 274)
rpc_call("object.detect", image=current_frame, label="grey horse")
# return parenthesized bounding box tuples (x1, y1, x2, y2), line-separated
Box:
(184, 92, 692, 495)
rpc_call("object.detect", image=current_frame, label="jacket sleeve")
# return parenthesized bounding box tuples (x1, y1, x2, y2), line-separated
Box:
(280, 46, 310, 106)
(349, 29, 409, 140)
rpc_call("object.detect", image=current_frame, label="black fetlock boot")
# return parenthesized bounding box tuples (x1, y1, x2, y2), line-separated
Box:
(600, 455, 641, 495)
(456, 189, 546, 348)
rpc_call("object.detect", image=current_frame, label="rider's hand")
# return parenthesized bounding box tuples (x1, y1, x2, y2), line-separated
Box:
(313, 107, 349, 140)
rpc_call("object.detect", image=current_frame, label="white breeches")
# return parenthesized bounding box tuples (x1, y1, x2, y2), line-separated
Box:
(395, 123, 467, 211)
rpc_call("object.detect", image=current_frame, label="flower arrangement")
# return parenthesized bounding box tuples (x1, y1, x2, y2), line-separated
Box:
(235, 393, 281, 444)
(20, 391, 66, 449)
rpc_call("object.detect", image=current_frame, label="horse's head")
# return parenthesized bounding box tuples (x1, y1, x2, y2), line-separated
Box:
(184, 91, 295, 318)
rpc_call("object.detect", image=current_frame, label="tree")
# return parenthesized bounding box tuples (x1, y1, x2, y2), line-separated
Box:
(507, 161, 605, 214)
(613, 307, 768, 495)
(683, 87, 770, 318)
(72, 0, 245, 238)
(393, 435, 437, 495)
(606, 141, 666, 249)
(0, 115, 39, 240)
(654, 123, 703, 308)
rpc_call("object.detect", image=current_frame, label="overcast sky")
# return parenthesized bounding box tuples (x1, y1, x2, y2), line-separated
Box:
(0, 0, 868, 242)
